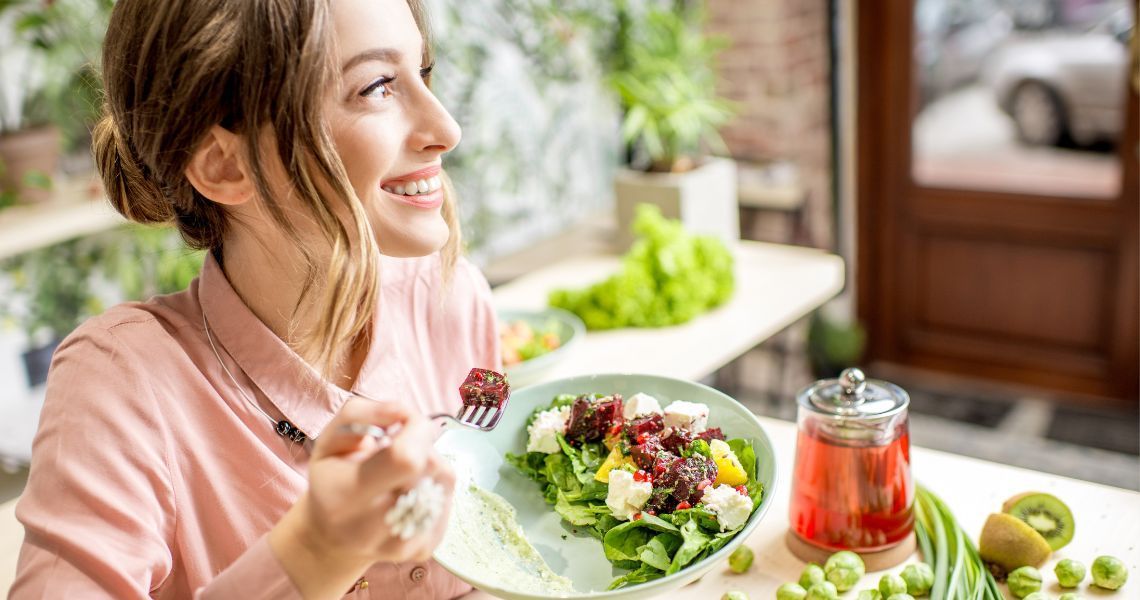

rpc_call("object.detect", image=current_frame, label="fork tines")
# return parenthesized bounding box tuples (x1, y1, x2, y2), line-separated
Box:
(455, 402, 505, 429)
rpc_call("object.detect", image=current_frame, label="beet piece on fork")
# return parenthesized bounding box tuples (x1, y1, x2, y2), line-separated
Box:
(340, 368, 511, 443)
(458, 368, 511, 409)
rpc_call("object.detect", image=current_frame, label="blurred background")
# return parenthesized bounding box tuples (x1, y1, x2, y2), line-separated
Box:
(0, 0, 1136, 501)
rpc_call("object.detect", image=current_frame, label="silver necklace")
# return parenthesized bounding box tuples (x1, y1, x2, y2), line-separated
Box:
(202, 311, 310, 444)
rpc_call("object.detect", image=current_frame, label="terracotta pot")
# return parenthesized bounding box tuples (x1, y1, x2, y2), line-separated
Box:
(0, 125, 61, 205)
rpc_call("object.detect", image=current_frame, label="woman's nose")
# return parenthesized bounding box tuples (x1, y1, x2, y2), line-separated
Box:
(407, 87, 461, 155)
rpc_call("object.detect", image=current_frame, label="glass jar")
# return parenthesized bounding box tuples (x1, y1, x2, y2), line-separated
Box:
(788, 368, 914, 552)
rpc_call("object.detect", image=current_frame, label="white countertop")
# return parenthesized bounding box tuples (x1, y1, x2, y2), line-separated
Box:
(466, 416, 1140, 599)
(492, 240, 846, 382)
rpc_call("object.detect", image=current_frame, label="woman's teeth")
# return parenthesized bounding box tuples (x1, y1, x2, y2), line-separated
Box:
(382, 176, 442, 196)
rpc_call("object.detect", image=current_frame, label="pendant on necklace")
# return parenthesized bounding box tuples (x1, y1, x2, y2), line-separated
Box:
(275, 420, 308, 444)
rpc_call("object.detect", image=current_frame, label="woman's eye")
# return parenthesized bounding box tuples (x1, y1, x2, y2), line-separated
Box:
(361, 76, 395, 99)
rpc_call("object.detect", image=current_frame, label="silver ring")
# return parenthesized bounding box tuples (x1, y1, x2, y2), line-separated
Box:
(384, 478, 445, 540)
(340, 422, 390, 443)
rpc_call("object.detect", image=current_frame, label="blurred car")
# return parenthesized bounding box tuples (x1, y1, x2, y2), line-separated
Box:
(986, 8, 1133, 146)
(916, 0, 1014, 105)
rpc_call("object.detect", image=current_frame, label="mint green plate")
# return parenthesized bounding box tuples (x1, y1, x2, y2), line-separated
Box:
(498, 307, 586, 389)
(434, 373, 778, 599)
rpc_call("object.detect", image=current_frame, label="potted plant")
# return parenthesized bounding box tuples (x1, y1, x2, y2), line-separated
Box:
(0, 0, 110, 205)
(608, 4, 738, 249)
(0, 225, 205, 388)
(1, 235, 107, 386)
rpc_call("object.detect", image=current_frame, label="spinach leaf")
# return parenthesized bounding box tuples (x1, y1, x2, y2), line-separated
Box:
(666, 518, 712, 574)
(555, 490, 611, 526)
(555, 435, 606, 485)
(602, 514, 679, 568)
(669, 506, 721, 533)
(505, 451, 548, 482)
(606, 564, 664, 590)
(638, 533, 682, 571)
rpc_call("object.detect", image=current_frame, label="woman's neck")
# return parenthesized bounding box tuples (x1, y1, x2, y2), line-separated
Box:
(218, 232, 369, 389)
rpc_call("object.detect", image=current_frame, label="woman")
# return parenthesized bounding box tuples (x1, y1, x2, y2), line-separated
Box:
(12, 0, 497, 598)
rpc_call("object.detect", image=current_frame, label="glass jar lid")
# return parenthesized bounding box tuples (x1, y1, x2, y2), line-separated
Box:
(798, 368, 909, 420)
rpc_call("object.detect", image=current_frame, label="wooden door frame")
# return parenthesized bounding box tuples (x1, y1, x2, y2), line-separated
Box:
(855, 2, 1139, 401)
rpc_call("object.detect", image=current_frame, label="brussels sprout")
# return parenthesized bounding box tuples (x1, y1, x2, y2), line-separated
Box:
(879, 574, 908, 597)
(1054, 558, 1086, 588)
(799, 563, 826, 589)
(776, 583, 807, 600)
(728, 546, 754, 574)
(1058, 593, 1080, 600)
(1007, 566, 1043, 599)
(886, 595, 916, 600)
(824, 551, 866, 592)
(1091, 555, 1129, 590)
(806, 581, 839, 600)
(901, 563, 935, 596)
(856, 590, 883, 600)
(721, 592, 748, 600)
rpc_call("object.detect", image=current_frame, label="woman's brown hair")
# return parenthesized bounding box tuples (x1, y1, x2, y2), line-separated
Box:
(92, 0, 461, 377)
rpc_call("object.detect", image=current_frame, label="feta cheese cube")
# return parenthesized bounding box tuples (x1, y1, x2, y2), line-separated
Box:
(663, 401, 709, 433)
(605, 469, 653, 521)
(526, 406, 570, 453)
(622, 392, 664, 420)
(701, 484, 754, 531)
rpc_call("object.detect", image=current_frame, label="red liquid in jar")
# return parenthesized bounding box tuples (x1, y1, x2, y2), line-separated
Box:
(789, 419, 914, 551)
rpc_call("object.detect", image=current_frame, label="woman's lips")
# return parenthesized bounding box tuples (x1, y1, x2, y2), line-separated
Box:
(382, 186, 443, 209)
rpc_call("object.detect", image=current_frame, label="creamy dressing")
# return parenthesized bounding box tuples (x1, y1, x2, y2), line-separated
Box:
(438, 483, 577, 595)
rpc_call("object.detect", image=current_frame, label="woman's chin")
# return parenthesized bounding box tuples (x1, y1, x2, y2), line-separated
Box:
(373, 220, 450, 258)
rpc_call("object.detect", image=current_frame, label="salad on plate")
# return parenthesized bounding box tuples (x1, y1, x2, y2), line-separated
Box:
(500, 318, 565, 367)
(507, 392, 764, 590)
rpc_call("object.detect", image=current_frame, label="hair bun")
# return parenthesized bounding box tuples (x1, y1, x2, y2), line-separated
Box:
(92, 113, 175, 225)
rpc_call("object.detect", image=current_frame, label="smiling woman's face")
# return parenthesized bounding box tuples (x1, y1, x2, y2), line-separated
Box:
(327, 0, 461, 258)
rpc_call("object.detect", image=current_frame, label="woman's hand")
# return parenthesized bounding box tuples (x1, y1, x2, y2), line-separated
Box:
(269, 397, 456, 599)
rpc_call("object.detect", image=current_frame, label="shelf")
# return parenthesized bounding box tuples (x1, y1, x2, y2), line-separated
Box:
(0, 177, 124, 261)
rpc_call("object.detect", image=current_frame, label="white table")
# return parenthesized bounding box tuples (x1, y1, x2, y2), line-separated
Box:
(491, 240, 846, 383)
(466, 416, 1140, 599)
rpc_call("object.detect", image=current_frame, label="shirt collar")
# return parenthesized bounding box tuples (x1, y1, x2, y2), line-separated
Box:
(198, 252, 352, 440)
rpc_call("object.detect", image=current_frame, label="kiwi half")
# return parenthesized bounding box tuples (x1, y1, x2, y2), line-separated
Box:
(1002, 492, 1075, 551)
(978, 512, 1053, 573)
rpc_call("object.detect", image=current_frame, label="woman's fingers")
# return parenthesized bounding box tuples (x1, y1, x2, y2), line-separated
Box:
(357, 415, 438, 493)
(313, 396, 412, 459)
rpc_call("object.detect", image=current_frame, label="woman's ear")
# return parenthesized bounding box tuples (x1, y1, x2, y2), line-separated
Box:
(184, 125, 254, 206)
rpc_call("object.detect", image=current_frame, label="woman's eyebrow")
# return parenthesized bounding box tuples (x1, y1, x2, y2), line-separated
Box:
(342, 48, 403, 73)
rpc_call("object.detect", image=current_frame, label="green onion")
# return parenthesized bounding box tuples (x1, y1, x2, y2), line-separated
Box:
(915, 485, 1005, 600)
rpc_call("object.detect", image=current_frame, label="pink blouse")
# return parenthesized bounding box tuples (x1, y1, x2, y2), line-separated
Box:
(12, 252, 500, 599)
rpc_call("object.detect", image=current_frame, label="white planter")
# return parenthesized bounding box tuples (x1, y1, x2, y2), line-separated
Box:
(613, 156, 739, 250)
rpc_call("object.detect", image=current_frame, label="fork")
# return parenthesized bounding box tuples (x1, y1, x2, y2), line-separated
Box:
(339, 388, 510, 444)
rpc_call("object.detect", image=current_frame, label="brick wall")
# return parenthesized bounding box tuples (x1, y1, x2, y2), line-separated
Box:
(706, 0, 834, 249)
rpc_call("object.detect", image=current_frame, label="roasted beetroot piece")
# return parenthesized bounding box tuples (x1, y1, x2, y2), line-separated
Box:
(645, 485, 676, 514)
(661, 428, 694, 454)
(458, 368, 510, 408)
(565, 394, 624, 445)
(646, 456, 717, 513)
(697, 427, 726, 442)
(623, 413, 664, 443)
(673, 456, 718, 506)
(630, 436, 667, 471)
